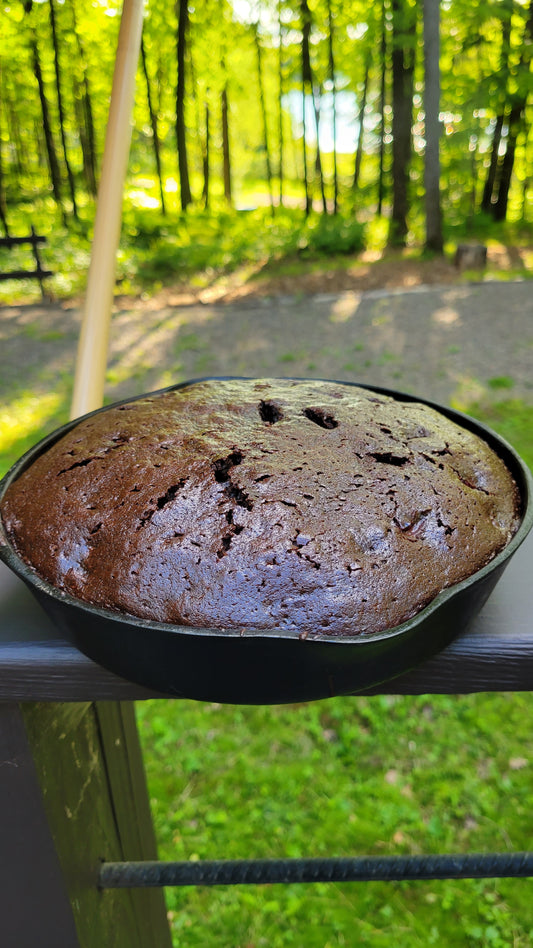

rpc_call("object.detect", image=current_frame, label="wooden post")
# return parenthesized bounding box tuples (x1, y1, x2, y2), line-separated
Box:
(21, 702, 172, 947)
(0, 703, 80, 947)
(70, 0, 145, 420)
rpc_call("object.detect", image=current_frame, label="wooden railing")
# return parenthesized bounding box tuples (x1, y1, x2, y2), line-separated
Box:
(0, 227, 53, 297)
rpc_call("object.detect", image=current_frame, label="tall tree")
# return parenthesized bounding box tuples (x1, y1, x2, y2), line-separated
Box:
(253, 21, 275, 214)
(353, 57, 370, 193)
(141, 35, 167, 215)
(0, 62, 9, 235)
(300, 0, 327, 215)
(301, 0, 312, 215)
(312, 87, 328, 214)
(377, 0, 388, 217)
(389, 0, 416, 245)
(176, 0, 192, 210)
(221, 68, 232, 206)
(423, 0, 443, 251)
(278, 0, 284, 206)
(30, 32, 64, 218)
(481, 0, 512, 214)
(492, 0, 533, 221)
(326, 0, 338, 214)
(202, 100, 210, 209)
(49, 0, 78, 219)
(70, 3, 98, 198)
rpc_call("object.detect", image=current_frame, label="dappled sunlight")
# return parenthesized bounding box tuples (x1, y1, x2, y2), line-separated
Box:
(105, 304, 220, 396)
(1, 281, 531, 474)
(329, 292, 362, 323)
(487, 242, 533, 273)
(0, 392, 64, 455)
(126, 190, 161, 210)
(440, 287, 473, 302)
(432, 306, 462, 326)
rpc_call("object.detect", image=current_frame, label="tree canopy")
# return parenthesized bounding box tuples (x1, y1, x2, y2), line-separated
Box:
(1, 0, 532, 254)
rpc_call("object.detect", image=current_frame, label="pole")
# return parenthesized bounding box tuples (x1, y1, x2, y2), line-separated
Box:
(70, 0, 145, 420)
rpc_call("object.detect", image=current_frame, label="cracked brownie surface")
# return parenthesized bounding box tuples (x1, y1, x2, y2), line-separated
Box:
(0, 378, 521, 636)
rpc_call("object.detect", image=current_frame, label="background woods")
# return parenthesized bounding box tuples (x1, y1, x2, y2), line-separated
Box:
(1, 0, 532, 279)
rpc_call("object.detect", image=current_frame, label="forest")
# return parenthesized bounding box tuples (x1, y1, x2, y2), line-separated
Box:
(1, 0, 533, 298)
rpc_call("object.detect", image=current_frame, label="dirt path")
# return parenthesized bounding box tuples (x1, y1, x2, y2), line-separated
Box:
(1, 281, 532, 413)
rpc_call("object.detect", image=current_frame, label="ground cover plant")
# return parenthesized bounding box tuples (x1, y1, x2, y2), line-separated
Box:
(1, 193, 532, 307)
(136, 692, 533, 947)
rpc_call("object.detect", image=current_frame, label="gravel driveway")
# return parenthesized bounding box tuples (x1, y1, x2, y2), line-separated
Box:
(1, 280, 532, 411)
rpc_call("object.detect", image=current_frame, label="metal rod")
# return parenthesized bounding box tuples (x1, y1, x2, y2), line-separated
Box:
(99, 853, 533, 888)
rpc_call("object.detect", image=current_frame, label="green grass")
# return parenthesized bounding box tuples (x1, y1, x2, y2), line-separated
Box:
(0, 388, 71, 477)
(487, 376, 515, 391)
(136, 693, 533, 947)
(462, 399, 533, 470)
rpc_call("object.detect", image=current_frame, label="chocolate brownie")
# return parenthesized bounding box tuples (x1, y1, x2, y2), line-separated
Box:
(0, 379, 521, 636)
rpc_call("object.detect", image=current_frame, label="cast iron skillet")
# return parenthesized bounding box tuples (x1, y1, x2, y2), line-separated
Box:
(0, 378, 532, 705)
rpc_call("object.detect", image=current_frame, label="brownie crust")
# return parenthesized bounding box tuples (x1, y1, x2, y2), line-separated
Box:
(1, 379, 521, 637)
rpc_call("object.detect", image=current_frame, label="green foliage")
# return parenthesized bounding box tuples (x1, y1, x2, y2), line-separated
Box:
(0, 200, 368, 303)
(2, 0, 533, 250)
(299, 213, 365, 255)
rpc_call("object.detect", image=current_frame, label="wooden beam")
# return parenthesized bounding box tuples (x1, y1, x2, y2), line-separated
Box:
(0, 703, 80, 947)
(22, 701, 172, 947)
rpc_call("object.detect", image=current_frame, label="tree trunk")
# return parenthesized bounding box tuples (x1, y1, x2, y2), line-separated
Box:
(312, 86, 328, 214)
(49, 0, 78, 219)
(141, 35, 166, 214)
(423, 0, 443, 252)
(221, 78, 232, 205)
(353, 59, 369, 192)
(481, 113, 504, 214)
(176, 0, 192, 210)
(326, 0, 338, 214)
(254, 22, 274, 214)
(301, 77, 310, 215)
(30, 33, 64, 216)
(389, 0, 416, 246)
(278, 0, 284, 206)
(301, 0, 312, 215)
(492, 0, 533, 221)
(7, 99, 25, 179)
(71, 3, 97, 197)
(377, 0, 387, 216)
(481, 3, 511, 213)
(493, 101, 524, 221)
(202, 101, 210, 209)
(0, 72, 9, 235)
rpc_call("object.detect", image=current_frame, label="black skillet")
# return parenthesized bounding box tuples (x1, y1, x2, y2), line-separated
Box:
(0, 378, 532, 705)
